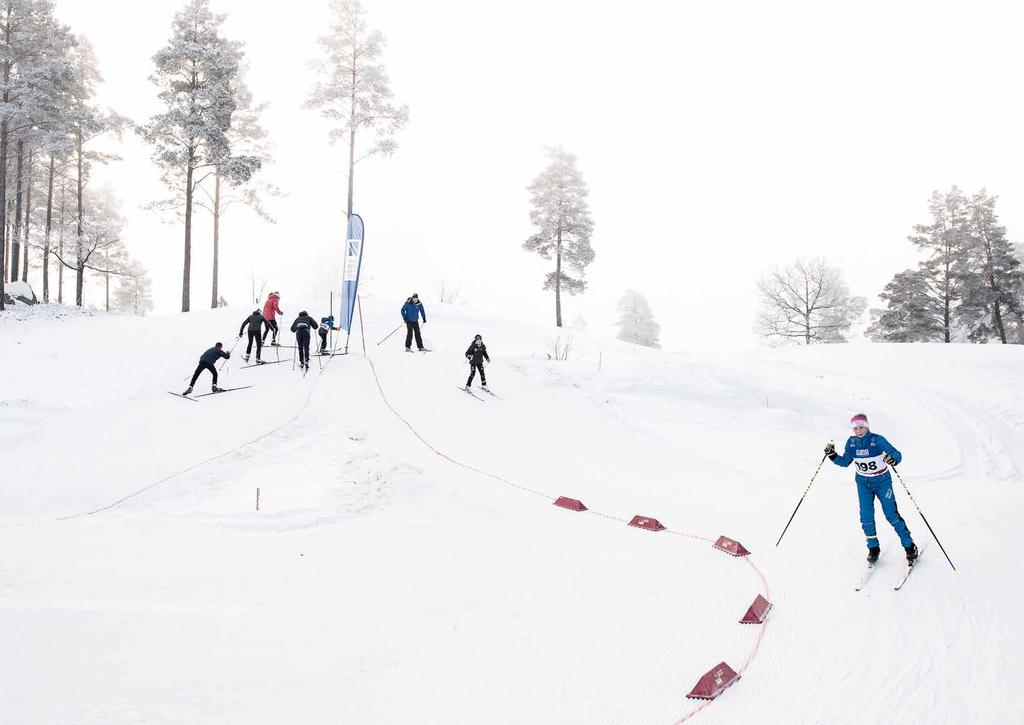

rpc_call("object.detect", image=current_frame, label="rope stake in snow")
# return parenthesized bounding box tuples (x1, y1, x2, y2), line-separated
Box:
(891, 465, 958, 572)
(775, 448, 831, 547)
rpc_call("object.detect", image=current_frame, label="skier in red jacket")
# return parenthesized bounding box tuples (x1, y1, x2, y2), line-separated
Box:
(262, 292, 283, 345)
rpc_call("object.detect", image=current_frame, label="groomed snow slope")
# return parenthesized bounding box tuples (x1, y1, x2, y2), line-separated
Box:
(1, 301, 1021, 724)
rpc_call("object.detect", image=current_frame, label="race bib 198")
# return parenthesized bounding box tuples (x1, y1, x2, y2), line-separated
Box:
(853, 454, 888, 476)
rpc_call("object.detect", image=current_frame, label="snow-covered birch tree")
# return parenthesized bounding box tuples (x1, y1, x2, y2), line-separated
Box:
(756, 258, 866, 345)
(523, 147, 595, 328)
(616, 290, 660, 347)
(306, 0, 408, 217)
(139, 0, 259, 312)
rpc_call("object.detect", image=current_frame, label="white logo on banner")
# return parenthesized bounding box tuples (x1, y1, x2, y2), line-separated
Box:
(343, 239, 362, 281)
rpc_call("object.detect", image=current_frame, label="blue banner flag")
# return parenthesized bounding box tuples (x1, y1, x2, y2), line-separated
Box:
(339, 214, 365, 333)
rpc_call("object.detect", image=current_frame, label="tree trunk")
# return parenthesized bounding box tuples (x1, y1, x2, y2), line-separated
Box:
(58, 176, 65, 304)
(10, 139, 23, 282)
(22, 147, 32, 283)
(347, 48, 357, 217)
(182, 159, 194, 312)
(211, 167, 220, 308)
(0, 11, 9, 311)
(42, 155, 54, 302)
(347, 128, 356, 217)
(554, 225, 563, 328)
(979, 228, 1008, 344)
(75, 129, 85, 306)
(104, 271, 109, 312)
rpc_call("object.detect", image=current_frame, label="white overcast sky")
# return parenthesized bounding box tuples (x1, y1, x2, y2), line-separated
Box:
(53, 0, 1024, 350)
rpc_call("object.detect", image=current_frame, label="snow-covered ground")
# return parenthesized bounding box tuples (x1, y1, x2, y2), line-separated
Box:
(1, 300, 1022, 724)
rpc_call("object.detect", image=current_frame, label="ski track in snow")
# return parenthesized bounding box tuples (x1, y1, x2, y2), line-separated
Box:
(1, 305, 1023, 723)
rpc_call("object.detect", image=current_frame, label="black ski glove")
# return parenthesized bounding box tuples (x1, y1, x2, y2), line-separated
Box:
(824, 441, 837, 460)
(884, 453, 897, 466)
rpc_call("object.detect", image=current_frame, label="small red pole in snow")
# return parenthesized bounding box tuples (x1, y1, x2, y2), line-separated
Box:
(357, 295, 367, 355)
(256, 487, 260, 511)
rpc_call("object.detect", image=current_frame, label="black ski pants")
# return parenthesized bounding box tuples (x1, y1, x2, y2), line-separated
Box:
(319, 328, 328, 351)
(190, 362, 217, 388)
(246, 330, 263, 357)
(296, 330, 311, 364)
(262, 319, 279, 343)
(467, 362, 486, 386)
(405, 321, 423, 350)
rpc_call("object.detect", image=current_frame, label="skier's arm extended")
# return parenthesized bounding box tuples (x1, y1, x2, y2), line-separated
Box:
(878, 436, 902, 466)
(419, 304, 426, 323)
(238, 319, 247, 337)
(290, 318, 299, 333)
(826, 440, 853, 467)
(484, 345, 490, 362)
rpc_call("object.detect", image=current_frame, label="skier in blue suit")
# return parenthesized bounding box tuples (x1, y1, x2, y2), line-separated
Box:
(825, 413, 918, 564)
(400, 293, 427, 351)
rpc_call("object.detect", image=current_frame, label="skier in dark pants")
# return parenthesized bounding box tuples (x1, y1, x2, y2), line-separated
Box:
(401, 293, 427, 351)
(825, 413, 918, 564)
(465, 334, 490, 390)
(238, 310, 269, 363)
(290, 310, 318, 370)
(183, 342, 230, 396)
(262, 292, 283, 345)
(319, 315, 336, 353)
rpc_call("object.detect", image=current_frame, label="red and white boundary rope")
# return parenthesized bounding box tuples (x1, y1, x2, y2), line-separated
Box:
(365, 357, 771, 723)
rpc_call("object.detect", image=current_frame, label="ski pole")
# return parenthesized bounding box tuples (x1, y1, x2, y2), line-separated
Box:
(219, 336, 242, 371)
(776, 446, 831, 547)
(890, 465, 957, 571)
(377, 323, 403, 346)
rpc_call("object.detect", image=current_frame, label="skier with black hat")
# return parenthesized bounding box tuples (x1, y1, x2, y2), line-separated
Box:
(464, 334, 490, 390)
(290, 310, 319, 370)
(238, 310, 270, 363)
(401, 293, 427, 351)
(182, 342, 230, 396)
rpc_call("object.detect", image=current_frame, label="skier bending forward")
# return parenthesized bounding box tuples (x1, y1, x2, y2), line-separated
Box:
(825, 413, 918, 564)
(465, 334, 490, 390)
(183, 342, 230, 396)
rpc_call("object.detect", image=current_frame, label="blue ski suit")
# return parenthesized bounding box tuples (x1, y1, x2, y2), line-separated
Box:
(830, 431, 914, 549)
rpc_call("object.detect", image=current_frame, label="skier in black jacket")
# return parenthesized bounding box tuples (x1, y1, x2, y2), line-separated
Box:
(238, 310, 269, 363)
(183, 342, 230, 395)
(290, 311, 318, 370)
(465, 335, 490, 390)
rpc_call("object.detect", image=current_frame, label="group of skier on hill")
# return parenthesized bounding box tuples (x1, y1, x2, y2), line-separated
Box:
(183, 291, 492, 395)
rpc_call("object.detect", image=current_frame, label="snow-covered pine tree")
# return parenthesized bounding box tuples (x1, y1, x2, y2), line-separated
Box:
(306, 0, 408, 217)
(112, 257, 154, 316)
(957, 190, 1024, 343)
(523, 147, 595, 328)
(756, 258, 866, 345)
(194, 63, 278, 310)
(139, 0, 259, 313)
(615, 290, 660, 347)
(906, 187, 972, 343)
(0, 0, 74, 310)
(865, 269, 944, 342)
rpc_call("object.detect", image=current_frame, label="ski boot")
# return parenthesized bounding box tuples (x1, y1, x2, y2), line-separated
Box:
(904, 544, 919, 563)
(256, 358, 265, 365)
(405, 347, 413, 353)
(182, 386, 193, 396)
(867, 546, 880, 565)
(212, 385, 226, 393)
(242, 354, 249, 363)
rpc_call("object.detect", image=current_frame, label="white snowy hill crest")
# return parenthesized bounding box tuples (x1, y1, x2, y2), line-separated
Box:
(0, 302, 1020, 723)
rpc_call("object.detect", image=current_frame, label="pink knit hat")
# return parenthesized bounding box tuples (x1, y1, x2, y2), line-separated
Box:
(850, 414, 869, 429)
